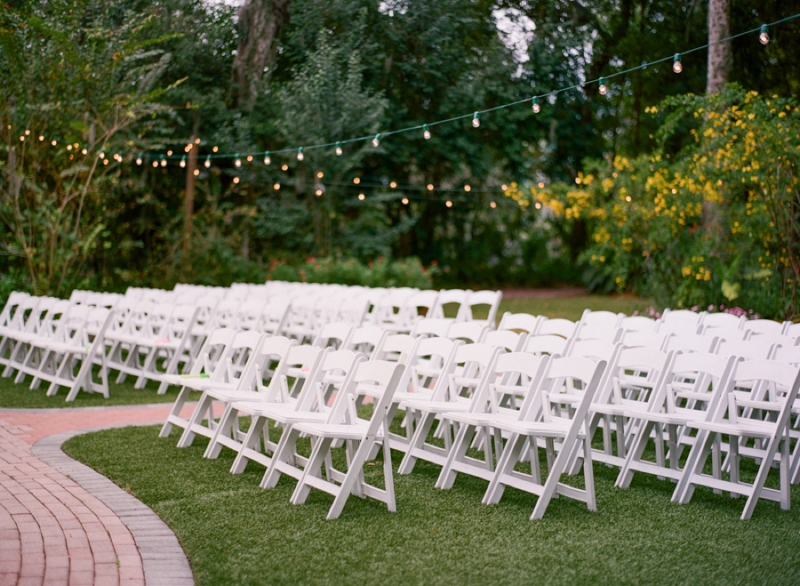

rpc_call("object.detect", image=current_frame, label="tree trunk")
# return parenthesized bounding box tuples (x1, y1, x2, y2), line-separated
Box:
(706, 0, 731, 95)
(232, 0, 291, 111)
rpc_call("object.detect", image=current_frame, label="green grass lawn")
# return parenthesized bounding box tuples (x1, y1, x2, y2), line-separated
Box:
(63, 424, 800, 586)
(0, 372, 198, 408)
(496, 294, 658, 321)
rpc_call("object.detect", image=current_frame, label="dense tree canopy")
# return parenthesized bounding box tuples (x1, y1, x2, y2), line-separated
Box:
(2, 0, 799, 314)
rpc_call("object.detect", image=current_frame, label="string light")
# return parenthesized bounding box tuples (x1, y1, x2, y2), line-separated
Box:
(402, 197, 409, 205)
(67, 144, 72, 151)
(445, 200, 452, 207)
(371, 134, 381, 147)
(234, 155, 242, 167)
(180, 157, 186, 168)
(472, 112, 480, 128)
(353, 177, 361, 185)
(152, 160, 158, 168)
(263, 151, 271, 165)
(204, 156, 211, 168)
(195, 138, 201, 144)
(490, 201, 497, 209)
(335, 142, 343, 156)
(97, 151, 104, 159)
(136, 155, 143, 165)
(103, 158, 109, 166)
(167, 150, 173, 156)
(358, 193, 365, 200)
(501, 184, 508, 190)
(24, 129, 30, 136)
(423, 125, 431, 140)
(38, 135, 44, 141)
(273, 183, 280, 190)
(598, 77, 608, 95)
(247, 155, 253, 162)
(212, 146, 219, 153)
(51, 139, 57, 146)
(19, 135, 24, 142)
(233, 176, 240, 184)
(672, 54, 682, 74)
(464, 185, 471, 192)
(760, 25, 770, 44)
(315, 188, 323, 196)
(81, 148, 88, 155)
(532, 97, 541, 113)
(193, 169, 200, 176)
(427, 183, 434, 191)
(390, 181, 397, 188)
(317, 171, 324, 179)
(297, 147, 304, 161)
(535, 202, 542, 209)
(160, 158, 167, 167)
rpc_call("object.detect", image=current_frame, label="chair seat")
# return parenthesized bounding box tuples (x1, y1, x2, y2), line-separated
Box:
(442, 410, 520, 428)
(493, 418, 573, 437)
(593, 400, 648, 417)
(401, 398, 471, 413)
(231, 400, 327, 424)
(687, 418, 776, 438)
(630, 408, 707, 425)
(293, 420, 375, 440)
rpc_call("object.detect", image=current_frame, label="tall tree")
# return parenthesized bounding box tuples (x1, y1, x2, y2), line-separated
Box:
(706, 0, 732, 94)
(232, 0, 291, 110)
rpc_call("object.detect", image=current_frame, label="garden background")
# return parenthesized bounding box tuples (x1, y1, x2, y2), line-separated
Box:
(2, 0, 799, 319)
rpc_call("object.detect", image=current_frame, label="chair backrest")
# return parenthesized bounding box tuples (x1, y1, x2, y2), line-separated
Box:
(405, 290, 439, 319)
(574, 323, 619, 343)
(773, 344, 800, 366)
(438, 343, 502, 403)
(0, 291, 30, 328)
(462, 290, 502, 326)
(430, 289, 470, 320)
(616, 330, 669, 350)
(784, 322, 800, 339)
(748, 333, 797, 350)
(661, 308, 704, 328)
(701, 312, 744, 330)
(743, 318, 786, 337)
(265, 345, 327, 404)
(295, 349, 364, 412)
(567, 339, 619, 363)
(579, 309, 623, 329)
(472, 352, 550, 417)
(617, 315, 657, 333)
(411, 318, 452, 339)
(345, 325, 387, 358)
(483, 329, 526, 352)
(524, 356, 607, 424)
(522, 334, 568, 357)
(447, 321, 488, 344)
(211, 329, 264, 386)
(702, 325, 747, 341)
(259, 300, 291, 335)
(497, 312, 541, 334)
(593, 346, 672, 407)
(371, 333, 419, 363)
(402, 336, 461, 396)
(536, 318, 576, 339)
(312, 321, 354, 349)
(663, 333, 718, 354)
(655, 352, 736, 416)
(193, 328, 238, 376)
(715, 338, 773, 360)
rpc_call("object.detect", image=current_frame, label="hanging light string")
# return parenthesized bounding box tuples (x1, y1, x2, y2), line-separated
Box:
(7, 14, 796, 165)
(126, 13, 798, 163)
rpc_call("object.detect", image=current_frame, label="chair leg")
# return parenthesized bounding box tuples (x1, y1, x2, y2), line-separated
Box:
(742, 433, 782, 520)
(230, 415, 268, 474)
(483, 433, 525, 505)
(435, 423, 476, 490)
(291, 437, 335, 505)
(176, 394, 212, 448)
(397, 412, 437, 475)
(159, 386, 192, 437)
(261, 427, 301, 489)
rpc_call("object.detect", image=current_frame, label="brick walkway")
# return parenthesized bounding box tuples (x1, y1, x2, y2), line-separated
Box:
(0, 404, 198, 586)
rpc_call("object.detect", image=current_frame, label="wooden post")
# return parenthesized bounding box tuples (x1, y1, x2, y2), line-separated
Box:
(182, 135, 198, 277)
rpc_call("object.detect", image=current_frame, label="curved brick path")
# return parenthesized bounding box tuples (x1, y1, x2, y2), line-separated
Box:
(0, 404, 198, 586)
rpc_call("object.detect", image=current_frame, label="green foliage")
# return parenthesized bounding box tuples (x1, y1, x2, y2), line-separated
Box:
(515, 85, 799, 319)
(266, 256, 435, 289)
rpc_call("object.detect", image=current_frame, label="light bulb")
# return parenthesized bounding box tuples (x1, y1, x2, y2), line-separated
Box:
(315, 189, 323, 196)
(273, 183, 280, 190)
(353, 177, 361, 185)
(160, 158, 167, 167)
(335, 141, 343, 156)
(371, 134, 381, 147)
(490, 201, 497, 209)
(297, 147, 304, 161)
(136, 156, 142, 165)
(759, 25, 769, 45)
(103, 159, 109, 165)
(246, 155, 252, 162)
(472, 112, 480, 128)
(672, 54, 682, 74)
(402, 197, 409, 205)
(358, 193, 365, 201)
(281, 164, 288, 171)
(263, 151, 271, 165)
(445, 200, 452, 208)
(180, 157, 186, 168)
(316, 171, 324, 179)
(67, 144, 72, 151)
(19, 136, 24, 142)
(532, 97, 541, 113)
(24, 129, 30, 135)
(598, 77, 608, 95)
(98, 151, 104, 159)
(501, 184, 508, 191)
(193, 169, 199, 176)
(427, 183, 434, 191)
(51, 140, 57, 146)
(204, 157, 211, 168)
(212, 146, 219, 153)
(38, 135, 44, 141)
(167, 150, 173, 156)
(81, 148, 88, 155)
(390, 181, 397, 188)
(234, 156, 242, 167)
(195, 138, 201, 144)
(233, 176, 240, 184)
(152, 160, 158, 168)
(464, 185, 471, 192)
(423, 125, 431, 140)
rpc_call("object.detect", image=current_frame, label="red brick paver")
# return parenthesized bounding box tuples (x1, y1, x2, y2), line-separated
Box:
(0, 404, 198, 586)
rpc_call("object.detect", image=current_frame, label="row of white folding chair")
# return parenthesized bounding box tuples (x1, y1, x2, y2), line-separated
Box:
(160, 330, 406, 519)
(0, 298, 113, 400)
(68, 290, 122, 307)
(373, 289, 503, 333)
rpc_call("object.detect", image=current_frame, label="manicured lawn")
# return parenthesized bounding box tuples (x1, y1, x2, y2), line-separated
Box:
(64, 424, 800, 586)
(496, 294, 659, 321)
(0, 373, 198, 408)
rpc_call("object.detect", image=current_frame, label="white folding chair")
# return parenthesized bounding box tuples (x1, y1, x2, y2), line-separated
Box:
(462, 290, 503, 327)
(674, 359, 800, 519)
(497, 312, 542, 335)
(482, 355, 607, 519)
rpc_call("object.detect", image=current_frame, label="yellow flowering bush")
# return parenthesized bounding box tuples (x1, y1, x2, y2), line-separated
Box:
(510, 85, 800, 319)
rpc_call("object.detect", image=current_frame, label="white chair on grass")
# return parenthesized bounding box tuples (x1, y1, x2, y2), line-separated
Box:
(482, 355, 607, 519)
(497, 312, 542, 335)
(461, 290, 503, 327)
(673, 359, 800, 519)
(536, 318, 577, 339)
(287, 360, 407, 520)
